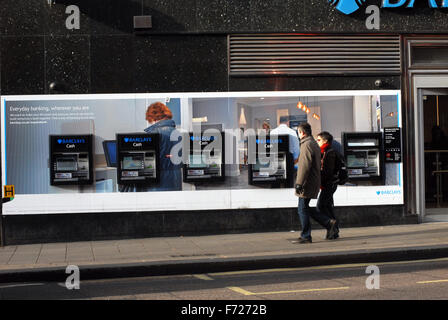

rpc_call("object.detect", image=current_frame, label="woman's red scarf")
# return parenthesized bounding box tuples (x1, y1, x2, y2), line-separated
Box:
(320, 143, 330, 155)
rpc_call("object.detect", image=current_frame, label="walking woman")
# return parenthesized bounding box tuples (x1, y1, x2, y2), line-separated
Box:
(316, 131, 340, 239)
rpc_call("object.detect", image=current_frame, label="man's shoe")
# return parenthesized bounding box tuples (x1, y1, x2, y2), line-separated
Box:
(298, 237, 312, 244)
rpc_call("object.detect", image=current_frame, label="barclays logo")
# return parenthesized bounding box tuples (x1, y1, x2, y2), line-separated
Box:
(376, 190, 401, 196)
(190, 136, 215, 142)
(329, 0, 366, 15)
(330, 0, 448, 15)
(124, 137, 152, 143)
(57, 138, 85, 144)
(256, 139, 283, 144)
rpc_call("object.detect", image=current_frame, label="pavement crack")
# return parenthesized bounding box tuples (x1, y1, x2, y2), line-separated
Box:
(6, 246, 18, 265)
(90, 242, 96, 262)
(35, 244, 43, 264)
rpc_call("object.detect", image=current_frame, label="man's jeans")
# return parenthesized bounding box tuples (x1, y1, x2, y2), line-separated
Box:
(298, 197, 333, 240)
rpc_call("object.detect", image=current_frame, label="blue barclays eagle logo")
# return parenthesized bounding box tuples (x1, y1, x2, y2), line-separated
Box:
(329, 0, 448, 15)
(328, 0, 366, 15)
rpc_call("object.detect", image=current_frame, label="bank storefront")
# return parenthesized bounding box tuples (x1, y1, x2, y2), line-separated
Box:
(0, 1, 447, 244)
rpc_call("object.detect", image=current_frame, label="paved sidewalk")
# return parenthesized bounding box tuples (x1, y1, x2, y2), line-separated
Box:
(1, 222, 448, 282)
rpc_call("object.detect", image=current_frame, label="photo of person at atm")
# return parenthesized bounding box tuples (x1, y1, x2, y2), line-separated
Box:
(271, 116, 300, 169)
(270, 116, 300, 188)
(119, 102, 182, 192)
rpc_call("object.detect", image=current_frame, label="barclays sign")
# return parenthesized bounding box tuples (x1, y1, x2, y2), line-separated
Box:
(330, 0, 448, 15)
(329, 0, 366, 15)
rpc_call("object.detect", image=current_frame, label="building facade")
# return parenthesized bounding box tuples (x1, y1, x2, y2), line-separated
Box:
(1, 0, 448, 244)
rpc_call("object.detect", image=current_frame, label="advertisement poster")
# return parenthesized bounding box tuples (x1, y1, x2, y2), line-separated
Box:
(1, 91, 403, 215)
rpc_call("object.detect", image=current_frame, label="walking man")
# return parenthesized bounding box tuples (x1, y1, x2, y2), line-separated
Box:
(295, 123, 338, 244)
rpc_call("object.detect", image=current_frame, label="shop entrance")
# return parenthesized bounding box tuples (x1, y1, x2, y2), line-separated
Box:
(422, 90, 448, 211)
(413, 76, 448, 221)
(404, 37, 448, 222)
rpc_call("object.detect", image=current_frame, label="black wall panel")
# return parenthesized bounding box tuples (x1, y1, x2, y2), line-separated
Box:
(45, 35, 91, 94)
(90, 35, 135, 93)
(133, 35, 228, 92)
(1, 37, 45, 95)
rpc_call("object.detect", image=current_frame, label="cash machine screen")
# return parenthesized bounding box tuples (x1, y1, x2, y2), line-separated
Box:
(253, 159, 271, 171)
(55, 157, 78, 171)
(189, 155, 207, 168)
(252, 155, 286, 179)
(122, 156, 144, 170)
(346, 152, 367, 168)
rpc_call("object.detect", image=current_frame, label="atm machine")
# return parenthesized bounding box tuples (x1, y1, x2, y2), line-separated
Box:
(116, 133, 160, 185)
(49, 134, 94, 186)
(183, 131, 225, 182)
(342, 132, 384, 183)
(248, 135, 294, 187)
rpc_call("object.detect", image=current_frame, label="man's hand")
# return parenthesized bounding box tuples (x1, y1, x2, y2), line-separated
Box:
(295, 184, 304, 194)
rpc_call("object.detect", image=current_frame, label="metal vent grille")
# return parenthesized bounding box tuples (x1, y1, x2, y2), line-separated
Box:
(229, 34, 401, 76)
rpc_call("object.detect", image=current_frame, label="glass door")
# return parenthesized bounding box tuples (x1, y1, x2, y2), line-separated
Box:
(422, 90, 448, 211)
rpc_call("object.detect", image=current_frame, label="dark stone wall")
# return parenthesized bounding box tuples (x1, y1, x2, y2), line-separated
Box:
(2, 0, 447, 35)
(3, 205, 413, 245)
(1, 0, 447, 95)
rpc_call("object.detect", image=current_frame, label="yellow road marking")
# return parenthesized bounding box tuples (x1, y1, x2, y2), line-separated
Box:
(227, 286, 254, 296)
(417, 279, 448, 284)
(227, 286, 350, 296)
(193, 274, 214, 281)
(211, 257, 448, 277)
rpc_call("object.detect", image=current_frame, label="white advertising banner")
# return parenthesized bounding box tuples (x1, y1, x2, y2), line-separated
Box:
(1, 90, 403, 215)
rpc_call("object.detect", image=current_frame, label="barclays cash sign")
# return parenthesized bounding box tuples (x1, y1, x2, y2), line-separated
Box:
(329, 0, 448, 15)
(124, 137, 152, 143)
(57, 138, 85, 144)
